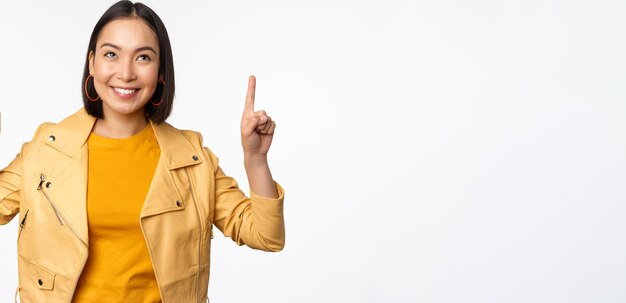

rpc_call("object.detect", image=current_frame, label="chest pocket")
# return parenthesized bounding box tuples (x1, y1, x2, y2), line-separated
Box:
(29, 262, 55, 291)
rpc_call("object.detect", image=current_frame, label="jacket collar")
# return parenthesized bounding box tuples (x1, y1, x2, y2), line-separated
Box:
(44, 108, 202, 169)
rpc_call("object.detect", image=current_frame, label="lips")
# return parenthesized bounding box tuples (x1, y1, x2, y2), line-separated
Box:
(111, 86, 140, 98)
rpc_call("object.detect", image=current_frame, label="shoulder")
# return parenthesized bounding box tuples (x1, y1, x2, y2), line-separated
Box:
(158, 123, 205, 148)
(28, 107, 96, 142)
(174, 127, 218, 157)
(179, 129, 204, 146)
(13, 121, 56, 164)
(31, 122, 56, 141)
(155, 122, 220, 169)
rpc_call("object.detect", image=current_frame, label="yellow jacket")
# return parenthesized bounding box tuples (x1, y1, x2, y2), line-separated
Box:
(0, 108, 285, 302)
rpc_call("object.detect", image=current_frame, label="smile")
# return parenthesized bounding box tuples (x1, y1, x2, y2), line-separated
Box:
(112, 86, 139, 98)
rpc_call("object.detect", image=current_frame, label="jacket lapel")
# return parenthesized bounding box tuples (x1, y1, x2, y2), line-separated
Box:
(140, 120, 203, 218)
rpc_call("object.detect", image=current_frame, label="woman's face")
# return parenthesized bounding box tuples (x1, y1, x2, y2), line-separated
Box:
(89, 17, 160, 119)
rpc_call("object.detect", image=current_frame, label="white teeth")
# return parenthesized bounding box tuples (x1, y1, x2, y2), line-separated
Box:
(114, 87, 137, 95)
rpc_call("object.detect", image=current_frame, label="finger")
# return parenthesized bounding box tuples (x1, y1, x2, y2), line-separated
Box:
(256, 110, 267, 121)
(256, 116, 271, 132)
(243, 115, 261, 135)
(253, 111, 268, 130)
(244, 75, 256, 115)
(258, 116, 272, 132)
(266, 121, 276, 135)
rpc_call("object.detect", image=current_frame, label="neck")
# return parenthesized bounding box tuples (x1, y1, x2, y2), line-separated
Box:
(93, 109, 149, 139)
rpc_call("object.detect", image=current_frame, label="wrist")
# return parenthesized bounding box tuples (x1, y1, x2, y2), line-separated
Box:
(244, 153, 268, 165)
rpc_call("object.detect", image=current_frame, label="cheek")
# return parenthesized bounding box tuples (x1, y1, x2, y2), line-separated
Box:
(93, 63, 114, 81)
(141, 69, 160, 87)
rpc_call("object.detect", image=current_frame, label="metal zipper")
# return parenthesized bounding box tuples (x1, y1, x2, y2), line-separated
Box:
(38, 174, 86, 245)
(37, 174, 63, 226)
(185, 168, 202, 303)
(17, 209, 29, 241)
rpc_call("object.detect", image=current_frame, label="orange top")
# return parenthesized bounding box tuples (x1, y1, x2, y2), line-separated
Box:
(73, 124, 161, 302)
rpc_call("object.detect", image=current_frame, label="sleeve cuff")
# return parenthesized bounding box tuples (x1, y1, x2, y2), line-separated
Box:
(249, 181, 285, 202)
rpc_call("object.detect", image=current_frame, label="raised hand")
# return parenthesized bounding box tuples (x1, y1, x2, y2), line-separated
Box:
(240, 75, 276, 157)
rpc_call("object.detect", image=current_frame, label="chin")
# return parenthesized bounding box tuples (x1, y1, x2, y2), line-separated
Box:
(103, 100, 147, 117)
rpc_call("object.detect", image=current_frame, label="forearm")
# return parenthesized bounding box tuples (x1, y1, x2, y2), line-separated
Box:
(244, 154, 278, 198)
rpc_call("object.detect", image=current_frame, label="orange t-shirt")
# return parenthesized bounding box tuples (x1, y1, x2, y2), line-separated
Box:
(73, 124, 161, 302)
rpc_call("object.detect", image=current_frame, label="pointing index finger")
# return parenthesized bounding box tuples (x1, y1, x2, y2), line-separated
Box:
(245, 75, 256, 114)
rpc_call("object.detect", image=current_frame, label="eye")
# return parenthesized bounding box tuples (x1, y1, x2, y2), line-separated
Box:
(104, 52, 117, 59)
(137, 54, 151, 62)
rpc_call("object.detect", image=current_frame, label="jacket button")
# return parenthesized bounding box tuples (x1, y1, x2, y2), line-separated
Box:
(176, 200, 183, 207)
(48, 135, 56, 142)
(38, 279, 43, 286)
(192, 155, 199, 161)
(45, 182, 52, 188)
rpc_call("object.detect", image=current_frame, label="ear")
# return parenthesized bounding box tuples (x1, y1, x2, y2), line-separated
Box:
(88, 50, 95, 76)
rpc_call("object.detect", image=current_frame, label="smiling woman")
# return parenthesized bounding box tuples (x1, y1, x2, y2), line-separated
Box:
(0, 1, 285, 302)
(82, 2, 175, 137)
(88, 18, 162, 138)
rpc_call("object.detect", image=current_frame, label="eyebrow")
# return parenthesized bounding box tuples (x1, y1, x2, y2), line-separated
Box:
(100, 43, 157, 54)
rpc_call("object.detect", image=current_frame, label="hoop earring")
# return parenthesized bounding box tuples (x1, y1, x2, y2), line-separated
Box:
(84, 75, 100, 102)
(151, 79, 166, 106)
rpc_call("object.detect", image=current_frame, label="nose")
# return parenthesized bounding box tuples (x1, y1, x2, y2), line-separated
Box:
(116, 58, 137, 82)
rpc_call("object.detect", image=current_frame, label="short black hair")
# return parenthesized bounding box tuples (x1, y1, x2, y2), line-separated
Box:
(82, 0, 175, 124)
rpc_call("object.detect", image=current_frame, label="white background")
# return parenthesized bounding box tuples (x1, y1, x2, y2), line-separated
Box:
(1, 0, 625, 302)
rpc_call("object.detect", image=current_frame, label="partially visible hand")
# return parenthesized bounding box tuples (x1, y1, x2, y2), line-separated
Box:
(241, 75, 276, 158)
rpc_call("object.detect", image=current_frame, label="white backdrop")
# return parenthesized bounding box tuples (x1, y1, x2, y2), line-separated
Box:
(1, 0, 625, 302)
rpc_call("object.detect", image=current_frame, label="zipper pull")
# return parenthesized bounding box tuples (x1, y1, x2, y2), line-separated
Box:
(37, 174, 45, 190)
(19, 210, 29, 228)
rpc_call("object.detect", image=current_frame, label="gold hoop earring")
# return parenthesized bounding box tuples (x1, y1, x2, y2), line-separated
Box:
(151, 79, 166, 106)
(84, 75, 100, 102)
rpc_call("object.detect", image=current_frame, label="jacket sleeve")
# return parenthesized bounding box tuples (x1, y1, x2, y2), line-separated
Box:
(204, 147, 285, 252)
(0, 154, 21, 225)
(0, 124, 46, 225)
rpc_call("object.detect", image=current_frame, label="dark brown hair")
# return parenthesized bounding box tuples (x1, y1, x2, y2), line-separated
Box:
(82, 0, 175, 124)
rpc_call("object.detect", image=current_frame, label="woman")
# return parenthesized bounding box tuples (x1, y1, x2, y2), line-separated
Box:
(0, 1, 285, 302)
